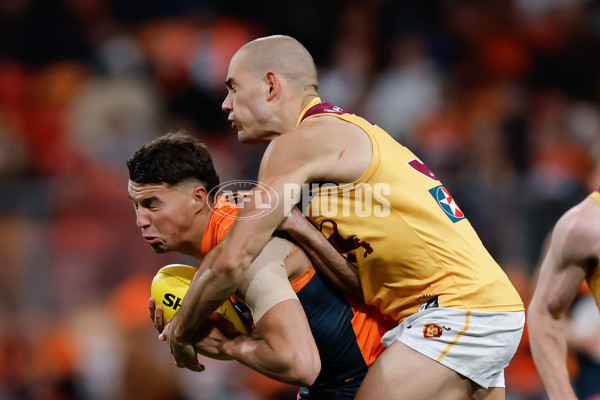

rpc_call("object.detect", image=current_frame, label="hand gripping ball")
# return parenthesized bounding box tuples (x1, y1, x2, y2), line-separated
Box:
(150, 264, 252, 333)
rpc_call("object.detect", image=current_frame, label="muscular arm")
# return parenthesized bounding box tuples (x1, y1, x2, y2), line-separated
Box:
(221, 299, 320, 386)
(193, 238, 321, 385)
(191, 300, 320, 386)
(528, 198, 600, 400)
(164, 117, 371, 369)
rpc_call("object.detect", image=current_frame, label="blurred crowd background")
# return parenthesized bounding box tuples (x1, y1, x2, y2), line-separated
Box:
(2, 0, 600, 399)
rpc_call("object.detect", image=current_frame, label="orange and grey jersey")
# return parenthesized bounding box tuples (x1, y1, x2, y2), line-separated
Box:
(292, 266, 394, 399)
(587, 190, 600, 307)
(201, 199, 394, 399)
(299, 98, 524, 322)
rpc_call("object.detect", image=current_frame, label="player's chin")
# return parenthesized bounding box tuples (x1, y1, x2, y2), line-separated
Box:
(237, 130, 252, 143)
(150, 242, 168, 253)
(238, 131, 271, 144)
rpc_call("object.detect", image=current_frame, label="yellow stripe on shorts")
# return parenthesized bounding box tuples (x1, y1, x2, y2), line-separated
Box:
(436, 310, 471, 362)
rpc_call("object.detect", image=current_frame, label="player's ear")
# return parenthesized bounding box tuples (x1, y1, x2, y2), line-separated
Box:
(192, 186, 208, 213)
(265, 71, 280, 100)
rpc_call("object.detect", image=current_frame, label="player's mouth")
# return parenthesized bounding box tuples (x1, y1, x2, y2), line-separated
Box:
(144, 236, 160, 245)
(228, 118, 239, 130)
(145, 236, 166, 252)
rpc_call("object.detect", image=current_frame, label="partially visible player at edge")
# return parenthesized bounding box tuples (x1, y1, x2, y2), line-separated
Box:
(528, 189, 600, 400)
(127, 132, 395, 399)
(159, 35, 525, 400)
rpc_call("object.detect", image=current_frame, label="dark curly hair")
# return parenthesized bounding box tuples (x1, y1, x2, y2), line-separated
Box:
(127, 130, 220, 194)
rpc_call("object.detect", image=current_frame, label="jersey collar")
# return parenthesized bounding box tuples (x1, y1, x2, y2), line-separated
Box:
(295, 97, 322, 127)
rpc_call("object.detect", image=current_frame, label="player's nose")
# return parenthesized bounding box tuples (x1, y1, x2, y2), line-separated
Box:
(136, 210, 151, 229)
(222, 93, 232, 112)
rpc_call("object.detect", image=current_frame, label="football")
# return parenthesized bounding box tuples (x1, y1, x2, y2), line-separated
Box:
(150, 263, 252, 335)
(151, 264, 196, 321)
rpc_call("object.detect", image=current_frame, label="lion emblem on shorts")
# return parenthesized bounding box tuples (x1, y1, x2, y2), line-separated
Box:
(423, 323, 443, 338)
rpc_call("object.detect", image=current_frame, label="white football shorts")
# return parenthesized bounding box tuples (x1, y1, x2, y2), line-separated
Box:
(381, 307, 525, 388)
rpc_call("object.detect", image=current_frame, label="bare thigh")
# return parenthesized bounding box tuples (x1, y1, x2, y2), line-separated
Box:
(471, 387, 505, 400)
(355, 341, 476, 400)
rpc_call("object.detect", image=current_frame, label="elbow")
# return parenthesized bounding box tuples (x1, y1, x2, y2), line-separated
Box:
(527, 299, 544, 328)
(279, 347, 321, 387)
(211, 230, 261, 282)
(526, 300, 539, 321)
(295, 352, 321, 387)
(212, 251, 251, 287)
(528, 296, 564, 323)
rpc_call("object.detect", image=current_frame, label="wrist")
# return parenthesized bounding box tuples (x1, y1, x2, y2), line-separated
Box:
(170, 316, 195, 343)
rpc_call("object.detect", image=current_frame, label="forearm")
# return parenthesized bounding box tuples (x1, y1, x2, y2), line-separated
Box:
(221, 299, 320, 387)
(222, 335, 316, 386)
(528, 307, 577, 400)
(171, 247, 247, 341)
(285, 212, 362, 299)
(171, 197, 280, 340)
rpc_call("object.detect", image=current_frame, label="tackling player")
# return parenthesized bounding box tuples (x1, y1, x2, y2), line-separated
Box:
(159, 35, 525, 400)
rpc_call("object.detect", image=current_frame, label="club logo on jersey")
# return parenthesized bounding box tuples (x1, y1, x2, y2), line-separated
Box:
(319, 219, 373, 262)
(428, 185, 465, 223)
(423, 323, 444, 338)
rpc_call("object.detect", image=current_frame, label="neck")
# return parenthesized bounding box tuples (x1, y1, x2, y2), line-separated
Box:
(300, 93, 319, 110)
(177, 206, 212, 260)
(275, 93, 319, 134)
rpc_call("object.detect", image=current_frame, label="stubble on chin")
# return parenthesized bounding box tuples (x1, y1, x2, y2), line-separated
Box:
(237, 131, 249, 143)
(150, 243, 167, 253)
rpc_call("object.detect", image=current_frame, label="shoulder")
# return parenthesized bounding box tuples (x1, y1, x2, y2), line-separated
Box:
(270, 114, 368, 150)
(551, 196, 600, 263)
(260, 112, 373, 183)
(260, 120, 345, 174)
(298, 114, 370, 144)
(556, 197, 600, 241)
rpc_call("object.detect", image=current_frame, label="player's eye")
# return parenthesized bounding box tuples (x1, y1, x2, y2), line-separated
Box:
(140, 199, 157, 210)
